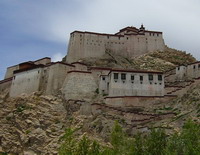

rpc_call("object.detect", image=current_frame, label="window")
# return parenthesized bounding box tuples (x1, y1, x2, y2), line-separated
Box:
(158, 75, 162, 81)
(114, 73, 118, 80)
(193, 65, 196, 69)
(148, 74, 153, 80)
(102, 77, 105, 81)
(177, 67, 180, 70)
(107, 36, 109, 39)
(198, 64, 200, 68)
(121, 73, 126, 80)
(140, 76, 143, 81)
(127, 37, 129, 40)
(131, 75, 134, 80)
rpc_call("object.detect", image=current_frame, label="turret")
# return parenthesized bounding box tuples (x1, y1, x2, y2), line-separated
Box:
(139, 24, 145, 34)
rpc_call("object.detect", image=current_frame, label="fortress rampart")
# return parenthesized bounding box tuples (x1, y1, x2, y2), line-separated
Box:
(66, 25, 165, 63)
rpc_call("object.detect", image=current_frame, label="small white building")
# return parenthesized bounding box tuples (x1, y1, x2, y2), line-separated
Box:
(169, 61, 200, 82)
(99, 69, 164, 97)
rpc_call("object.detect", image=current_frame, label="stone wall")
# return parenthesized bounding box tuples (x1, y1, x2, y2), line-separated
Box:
(34, 57, 51, 65)
(4, 65, 19, 79)
(66, 28, 165, 63)
(0, 78, 12, 92)
(71, 62, 88, 71)
(108, 71, 164, 97)
(45, 63, 74, 95)
(62, 71, 97, 100)
(10, 68, 44, 97)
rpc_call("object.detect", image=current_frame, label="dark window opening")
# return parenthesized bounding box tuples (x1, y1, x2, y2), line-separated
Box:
(158, 75, 162, 81)
(193, 65, 196, 69)
(177, 67, 180, 70)
(107, 36, 109, 39)
(140, 76, 143, 81)
(121, 73, 126, 80)
(148, 74, 153, 80)
(131, 75, 134, 80)
(102, 77, 105, 81)
(127, 37, 129, 40)
(198, 64, 200, 68)
(114, 73, 118, 80)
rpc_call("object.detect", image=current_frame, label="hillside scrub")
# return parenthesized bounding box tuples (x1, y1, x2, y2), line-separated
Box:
(59, 120, 200, 155)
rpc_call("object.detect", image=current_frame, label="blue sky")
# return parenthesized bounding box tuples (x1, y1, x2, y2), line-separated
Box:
(0, 0, 200, 80)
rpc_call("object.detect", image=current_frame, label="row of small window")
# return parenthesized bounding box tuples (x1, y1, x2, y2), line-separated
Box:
(86, 42, 125, 46)
(177, 64, 200, 70)
(193, 64, 200, 69)
(113, 73, 162, 81)
(149, 33, 160, 36)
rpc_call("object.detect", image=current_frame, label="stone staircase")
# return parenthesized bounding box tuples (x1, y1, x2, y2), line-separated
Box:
(92, 103, 176, 127)
(165, 78, 200, 96)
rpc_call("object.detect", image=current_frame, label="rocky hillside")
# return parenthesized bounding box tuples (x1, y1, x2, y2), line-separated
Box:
(1, 80, 200, 154)
(0, 47, 199, 154)
(77, 46, 196, 72)
(0, 92, 69, 154)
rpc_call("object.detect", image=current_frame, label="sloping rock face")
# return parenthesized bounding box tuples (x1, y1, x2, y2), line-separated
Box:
(0, 92, 69, 155)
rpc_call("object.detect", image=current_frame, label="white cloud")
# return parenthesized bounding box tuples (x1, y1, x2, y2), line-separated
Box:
(2, 0, 200, 59)
(52, 53, 64, 62)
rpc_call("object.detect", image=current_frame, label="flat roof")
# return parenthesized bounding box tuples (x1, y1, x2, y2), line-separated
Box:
(71, 62, 88, 66)
(34, 57, 51, 62)
(67, 70, 91, 74)
(71, 30, 124, 37)
(13, 64, 45, 74)
(110, 68, 163, 74)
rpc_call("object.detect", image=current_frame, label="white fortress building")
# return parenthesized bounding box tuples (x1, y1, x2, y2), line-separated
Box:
(66, 25, 165, 63)
(0, 25, 175, 103)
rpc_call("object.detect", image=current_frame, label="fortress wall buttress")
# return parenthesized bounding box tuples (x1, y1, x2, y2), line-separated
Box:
(62, 71, 97, 100)
(9, 68, 44, 97)
(146, 33, 165, 52)
(45, 63, 74, 95)
(67, 33, 85, 63)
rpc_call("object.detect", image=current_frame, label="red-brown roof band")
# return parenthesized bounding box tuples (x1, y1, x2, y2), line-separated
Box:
(0, 77, 13, 84)
(89, 67, 163, 74)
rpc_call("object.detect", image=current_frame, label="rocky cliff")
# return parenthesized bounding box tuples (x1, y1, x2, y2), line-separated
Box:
(0, 48, 199, 154)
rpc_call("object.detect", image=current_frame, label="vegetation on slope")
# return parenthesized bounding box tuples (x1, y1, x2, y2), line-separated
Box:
(59, 120, 200, 155)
